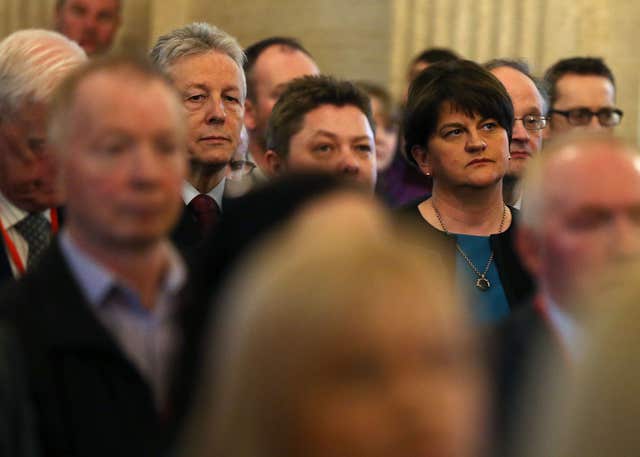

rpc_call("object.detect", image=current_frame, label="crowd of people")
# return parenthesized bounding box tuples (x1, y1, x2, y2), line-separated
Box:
(0, 1, 639, 456)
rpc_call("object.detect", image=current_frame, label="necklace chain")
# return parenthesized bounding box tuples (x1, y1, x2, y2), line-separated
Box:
(432, 201, 506, 291)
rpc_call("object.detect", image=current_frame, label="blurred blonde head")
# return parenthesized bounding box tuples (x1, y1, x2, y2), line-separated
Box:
(182, 190, 487, 457)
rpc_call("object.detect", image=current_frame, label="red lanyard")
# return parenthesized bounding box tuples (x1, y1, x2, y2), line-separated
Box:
(0, 208, 58, 275)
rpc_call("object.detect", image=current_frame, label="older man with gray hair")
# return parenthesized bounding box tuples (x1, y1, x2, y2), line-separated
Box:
(150, 22, 246, 250)
(0, 29, 86, 282)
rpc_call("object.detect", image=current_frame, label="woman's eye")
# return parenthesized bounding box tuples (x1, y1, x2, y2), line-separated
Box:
(355, 144, 372, 154)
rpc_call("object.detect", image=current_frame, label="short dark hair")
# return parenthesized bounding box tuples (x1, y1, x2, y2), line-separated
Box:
(543, 57, 615, 107)
(354, 80, 399, 128)
(412, 47, 459, 67)
(244, 37, 313, 101)
(484, 58, 549, 112)
(404, 59, 514, 168)
(407, 48, 460, 83)
(267, 75, 374, 158)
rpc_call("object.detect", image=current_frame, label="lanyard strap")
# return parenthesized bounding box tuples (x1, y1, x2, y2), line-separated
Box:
(0, 208, 58, 276)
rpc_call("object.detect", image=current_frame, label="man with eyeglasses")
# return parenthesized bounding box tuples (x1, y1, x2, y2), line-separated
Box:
(486, 59, 548, 209)
(544, 57, 622, 136)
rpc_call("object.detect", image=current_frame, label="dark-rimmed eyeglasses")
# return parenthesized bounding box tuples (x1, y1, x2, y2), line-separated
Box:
(227, 159, 256, 180)
(548, 107, 623, 127)
(514, 114, 547, 131)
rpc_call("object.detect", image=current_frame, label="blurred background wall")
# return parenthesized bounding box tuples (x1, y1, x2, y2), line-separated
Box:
(1, 0, 638, 144)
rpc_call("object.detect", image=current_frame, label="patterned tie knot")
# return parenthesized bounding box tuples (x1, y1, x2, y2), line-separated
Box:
(188, 194, 220, 236)
(14, 213, 51, 269)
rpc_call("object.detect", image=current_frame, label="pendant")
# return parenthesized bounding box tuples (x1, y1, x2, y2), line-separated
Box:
(475, 277, 491, 291)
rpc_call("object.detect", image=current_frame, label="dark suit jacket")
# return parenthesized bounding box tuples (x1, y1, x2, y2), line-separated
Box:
(0, 239, 165, 457)
(171, 197, 234, 259)
(0, 244, 12, 286)
(490, 297, 565, 457)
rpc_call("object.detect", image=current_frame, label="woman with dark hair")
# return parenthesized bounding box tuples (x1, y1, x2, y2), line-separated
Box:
(403, 59, 533, 323)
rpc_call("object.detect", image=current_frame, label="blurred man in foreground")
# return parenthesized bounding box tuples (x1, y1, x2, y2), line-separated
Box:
(493, 133, 640, 456)
(0, 56, 188, 457)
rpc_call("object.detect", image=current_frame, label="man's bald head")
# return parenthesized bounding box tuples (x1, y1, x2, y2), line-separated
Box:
(518, 133, 640, 307)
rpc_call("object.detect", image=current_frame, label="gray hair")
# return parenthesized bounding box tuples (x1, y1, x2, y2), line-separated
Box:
(0, 29, 86, 117)
(484, 58, 549, 113)
(150, 22, 246, 98)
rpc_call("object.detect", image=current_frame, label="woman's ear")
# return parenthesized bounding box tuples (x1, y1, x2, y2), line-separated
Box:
(411, 145, 431, 176)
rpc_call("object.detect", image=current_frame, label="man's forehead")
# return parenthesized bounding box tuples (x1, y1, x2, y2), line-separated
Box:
(300, 104, 373, 137)
(169, 51, 243, 88)
(555, 74, 615, 101)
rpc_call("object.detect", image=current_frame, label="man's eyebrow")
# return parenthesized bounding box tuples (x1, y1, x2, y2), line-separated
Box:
(310, 130, 339, 140)
(182, 83, 209, 92)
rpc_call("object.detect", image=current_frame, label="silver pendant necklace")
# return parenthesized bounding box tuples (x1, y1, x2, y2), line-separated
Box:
(432, 201, 506, 292)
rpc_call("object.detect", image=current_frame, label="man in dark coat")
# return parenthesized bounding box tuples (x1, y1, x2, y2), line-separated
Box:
(0, 56, 189, 457)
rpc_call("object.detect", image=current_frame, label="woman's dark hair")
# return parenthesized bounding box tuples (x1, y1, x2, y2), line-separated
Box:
(403, 59, 514, 167)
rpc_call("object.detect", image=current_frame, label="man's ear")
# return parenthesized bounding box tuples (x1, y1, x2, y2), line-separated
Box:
(411, 145, 431, 176)
(264, 149, 284, 177)
(515, 225, 543, 278)
(244, 98, 257, 131)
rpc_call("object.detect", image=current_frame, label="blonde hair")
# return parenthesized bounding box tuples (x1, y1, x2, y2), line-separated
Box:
(181, 192, 476, 457)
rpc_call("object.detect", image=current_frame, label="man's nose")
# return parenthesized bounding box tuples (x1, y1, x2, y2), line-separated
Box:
(339, 148, 360, 176)
(586, 113, 604, 131)
(512, 119, 530, 142)
(612, 216, 640, 260)
(206, 97, 226, 124)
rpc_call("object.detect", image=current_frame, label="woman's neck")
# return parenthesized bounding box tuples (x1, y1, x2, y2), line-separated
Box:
(418, 183, 511, 236)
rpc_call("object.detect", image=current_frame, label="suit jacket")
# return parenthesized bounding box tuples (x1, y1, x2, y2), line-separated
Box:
(171, 195, 238, 262)
(489, 297, 565, 457)
(0, 244, 12, 286)
(0, 207, 65, 287)
(0, 239, 165, 457)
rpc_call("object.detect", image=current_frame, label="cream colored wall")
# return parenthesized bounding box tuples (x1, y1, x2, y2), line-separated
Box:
(0, 0, 638, 143)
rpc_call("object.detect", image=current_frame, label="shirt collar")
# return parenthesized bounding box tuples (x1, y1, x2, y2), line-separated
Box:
(0, 192, 51, 229)
(182, 178, 226, 210)
(59, 229, 187, 314)
(544, 294, 583, 362)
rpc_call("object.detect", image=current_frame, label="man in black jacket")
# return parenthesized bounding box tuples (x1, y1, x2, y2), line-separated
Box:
(0, 56, 188, 457)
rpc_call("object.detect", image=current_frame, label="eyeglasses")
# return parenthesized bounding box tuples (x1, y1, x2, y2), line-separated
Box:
(227, 159, 256, 180)
(514, 114, 547, 131)
(548, 107, 624, 127)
